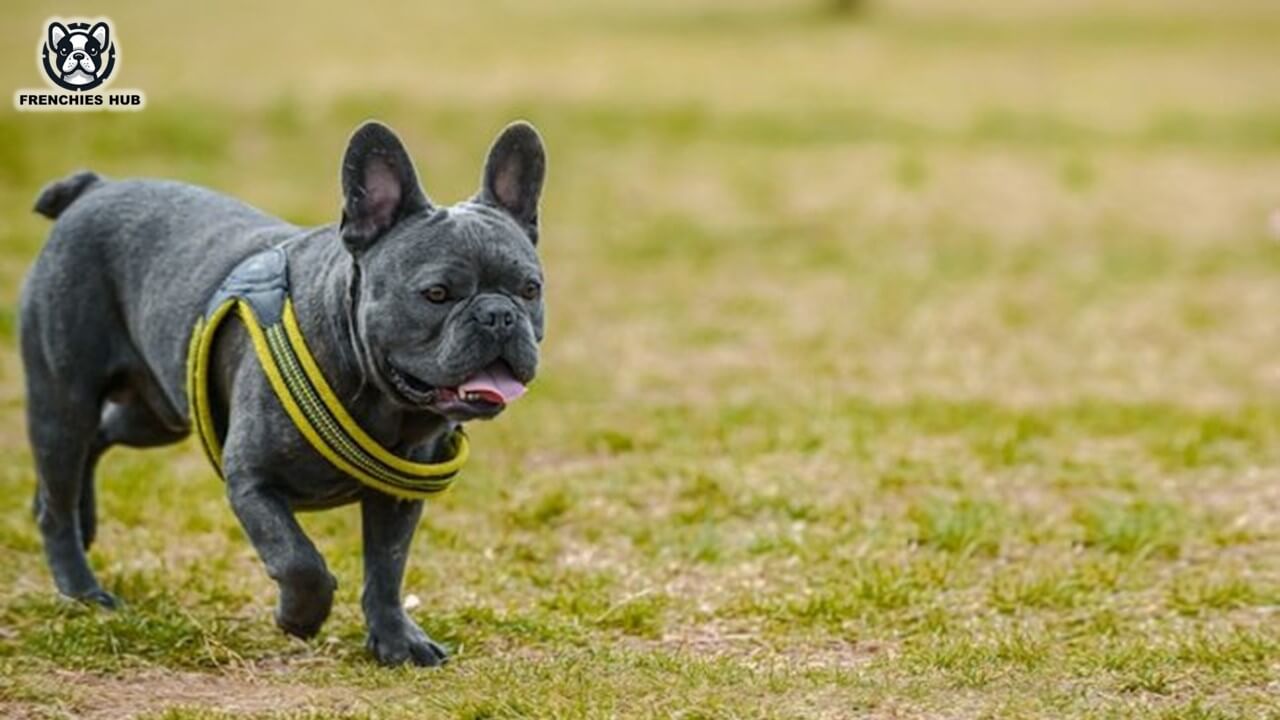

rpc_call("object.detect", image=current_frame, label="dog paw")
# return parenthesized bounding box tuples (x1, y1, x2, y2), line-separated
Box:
(76, 588, 119, 609)
(275, 609, 324, 640)
(274, 568, 336, 640)
(366, 617, 449, 667)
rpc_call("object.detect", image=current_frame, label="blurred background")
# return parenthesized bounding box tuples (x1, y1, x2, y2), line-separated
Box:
(2, 0, 1280, 716)
(3, 0, 1278, 407)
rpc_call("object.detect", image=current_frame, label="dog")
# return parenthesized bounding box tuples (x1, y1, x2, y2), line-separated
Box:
(47, 21, 109, 87)
(21, 121, 546, 666)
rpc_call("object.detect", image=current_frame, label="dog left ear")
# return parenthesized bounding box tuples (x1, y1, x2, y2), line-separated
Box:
(340, 121, 431, 254)
(478, 121, 546, 244)
(89, 22, 108, 48)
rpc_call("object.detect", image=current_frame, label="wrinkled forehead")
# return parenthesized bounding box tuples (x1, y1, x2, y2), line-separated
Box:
(438, 204, 537, 261)
(386, 203, 540, 273)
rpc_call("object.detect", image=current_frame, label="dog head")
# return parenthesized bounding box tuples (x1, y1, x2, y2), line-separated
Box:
(339, 121, 546, 422)
(47, 21, 108, 86)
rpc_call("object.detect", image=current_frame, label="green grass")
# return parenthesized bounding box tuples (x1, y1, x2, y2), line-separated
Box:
(2, 0, 1280, 717)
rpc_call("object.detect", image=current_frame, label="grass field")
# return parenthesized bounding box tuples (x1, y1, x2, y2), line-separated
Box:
(3, 0, 1280, 717)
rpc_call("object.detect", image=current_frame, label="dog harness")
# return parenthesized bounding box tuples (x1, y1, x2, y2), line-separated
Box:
(185, 246, 469, 499)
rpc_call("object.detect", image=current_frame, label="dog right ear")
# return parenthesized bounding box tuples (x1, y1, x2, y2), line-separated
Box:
(48, 22, 68, 50)
(339, 121, 431, 254)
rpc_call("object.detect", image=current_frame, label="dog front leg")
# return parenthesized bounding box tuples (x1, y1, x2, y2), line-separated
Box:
(226, 476, 336, 639)
(360, 490, 448, 667)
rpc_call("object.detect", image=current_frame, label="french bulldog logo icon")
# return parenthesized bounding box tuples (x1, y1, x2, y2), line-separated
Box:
(43, 20, 115, 92)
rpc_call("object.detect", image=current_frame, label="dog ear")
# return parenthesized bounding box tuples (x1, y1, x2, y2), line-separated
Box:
(89, 22, 109, 48)
(49, 22, 68, 50)
(477, 121, 546, 243)
(339, 121, 431, 253)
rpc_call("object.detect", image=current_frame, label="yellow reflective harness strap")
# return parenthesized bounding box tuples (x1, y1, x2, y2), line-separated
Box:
(188, 298, 239, 478)
(279, 303, 469, 477)
(186, 294, 468, 500)
(187, 314, 221, 476)
(263, 303, 467, 493)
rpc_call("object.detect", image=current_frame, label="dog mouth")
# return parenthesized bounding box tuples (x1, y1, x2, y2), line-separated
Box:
(385, 359, 528, 418)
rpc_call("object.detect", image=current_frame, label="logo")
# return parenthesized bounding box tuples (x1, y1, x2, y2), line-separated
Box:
(14, 17, 145, 111)
(43, 20, 115, 91)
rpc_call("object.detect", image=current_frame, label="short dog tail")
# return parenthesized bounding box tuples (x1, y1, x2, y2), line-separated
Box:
(33, 170, 102, 220)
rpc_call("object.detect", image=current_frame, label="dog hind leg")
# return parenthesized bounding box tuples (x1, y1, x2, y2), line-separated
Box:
(25, 364, 116, 608)
(75, 393, 188, 551)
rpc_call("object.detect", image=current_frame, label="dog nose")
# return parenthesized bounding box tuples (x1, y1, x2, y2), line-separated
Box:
(481, 308, 515, 328)
(72, 52, 84, 60)
(472, 295, 516, 331)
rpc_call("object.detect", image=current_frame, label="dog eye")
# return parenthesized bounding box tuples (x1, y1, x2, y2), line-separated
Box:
(422, 285, 449, 304)
(520, 281, 541, 301)
(89, 47, 98, 55)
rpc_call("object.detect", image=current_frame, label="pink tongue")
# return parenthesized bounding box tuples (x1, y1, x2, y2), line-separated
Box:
(458, 362, 527, 403)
